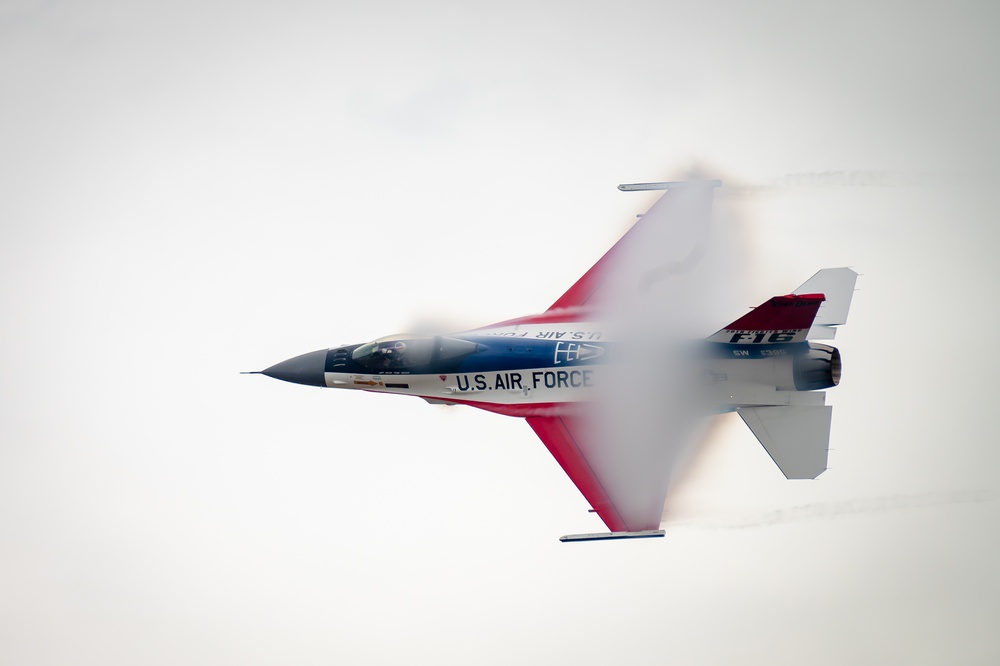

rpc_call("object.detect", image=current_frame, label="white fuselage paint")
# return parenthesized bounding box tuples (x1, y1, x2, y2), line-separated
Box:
(322, 321, 825, 413)
(325, 322, 607, 408)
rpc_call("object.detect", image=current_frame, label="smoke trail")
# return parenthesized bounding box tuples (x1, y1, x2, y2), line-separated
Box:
(662, 489, 998, 530)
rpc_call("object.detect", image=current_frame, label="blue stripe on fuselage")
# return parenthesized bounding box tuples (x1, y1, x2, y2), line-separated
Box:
(453, 338, 611, 373)
(324, 338, 614, 375)
(326, 336, 806, 377)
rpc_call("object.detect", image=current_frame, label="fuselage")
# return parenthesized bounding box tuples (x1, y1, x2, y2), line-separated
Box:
(261, 315, 839, 418)
(318, 321, 609, 417)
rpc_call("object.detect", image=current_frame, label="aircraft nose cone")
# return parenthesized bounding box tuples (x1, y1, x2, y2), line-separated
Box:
(260, 349, 328, 387)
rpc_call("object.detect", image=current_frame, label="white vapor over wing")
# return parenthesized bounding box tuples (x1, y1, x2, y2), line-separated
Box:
(583, 179, 751, 529)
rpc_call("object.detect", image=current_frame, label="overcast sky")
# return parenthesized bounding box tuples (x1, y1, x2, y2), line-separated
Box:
(2, 2, 999, 664)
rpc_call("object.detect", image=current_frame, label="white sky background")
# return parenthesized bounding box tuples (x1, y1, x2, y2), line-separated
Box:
(2, 1, 999, 664)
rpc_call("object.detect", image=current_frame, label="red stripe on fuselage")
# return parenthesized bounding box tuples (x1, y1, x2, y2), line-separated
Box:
(414, 395, 584, 418)
(475, 308, 597, 329)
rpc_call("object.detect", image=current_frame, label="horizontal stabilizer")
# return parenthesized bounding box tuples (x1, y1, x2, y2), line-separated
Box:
(738, 405, 832, 479)
(560, 530, 665, 542)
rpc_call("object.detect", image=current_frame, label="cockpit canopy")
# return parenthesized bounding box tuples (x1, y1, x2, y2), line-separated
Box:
(350, 334, 479, 371)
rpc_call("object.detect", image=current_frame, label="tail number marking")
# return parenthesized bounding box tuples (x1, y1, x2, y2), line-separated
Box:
(728, 330, 796, 344)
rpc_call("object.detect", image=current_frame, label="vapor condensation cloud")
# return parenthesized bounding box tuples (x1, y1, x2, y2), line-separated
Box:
(574, 182, 753, 529)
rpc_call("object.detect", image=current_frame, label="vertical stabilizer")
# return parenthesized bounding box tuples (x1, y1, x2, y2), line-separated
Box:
(793, 268, 858, 340)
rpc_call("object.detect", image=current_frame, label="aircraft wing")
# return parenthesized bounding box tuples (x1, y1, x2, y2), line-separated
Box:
(532, 181, 727, 537)
(547, 181, 721, 312)
(526, 415, 668, 533)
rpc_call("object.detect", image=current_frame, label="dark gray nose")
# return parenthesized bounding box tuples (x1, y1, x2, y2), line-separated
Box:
(260, 349, 328, 387)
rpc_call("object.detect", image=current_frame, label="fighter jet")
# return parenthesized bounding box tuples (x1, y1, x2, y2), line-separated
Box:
(252, 181, 856, 541)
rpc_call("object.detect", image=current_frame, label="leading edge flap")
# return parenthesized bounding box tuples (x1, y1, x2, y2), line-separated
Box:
(526, 415, 671, 534)
(526, 416, 629, 533)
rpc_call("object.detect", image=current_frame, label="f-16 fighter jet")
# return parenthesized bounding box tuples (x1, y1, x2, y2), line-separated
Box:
(252, 181, 856, 541)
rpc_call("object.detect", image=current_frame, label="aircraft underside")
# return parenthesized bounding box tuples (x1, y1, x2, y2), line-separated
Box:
(252, 181, 857, 541)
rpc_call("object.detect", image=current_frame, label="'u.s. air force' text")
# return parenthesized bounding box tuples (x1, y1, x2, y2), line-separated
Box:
(486, 330, 602, 340)
(455, 370, 594, 392)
